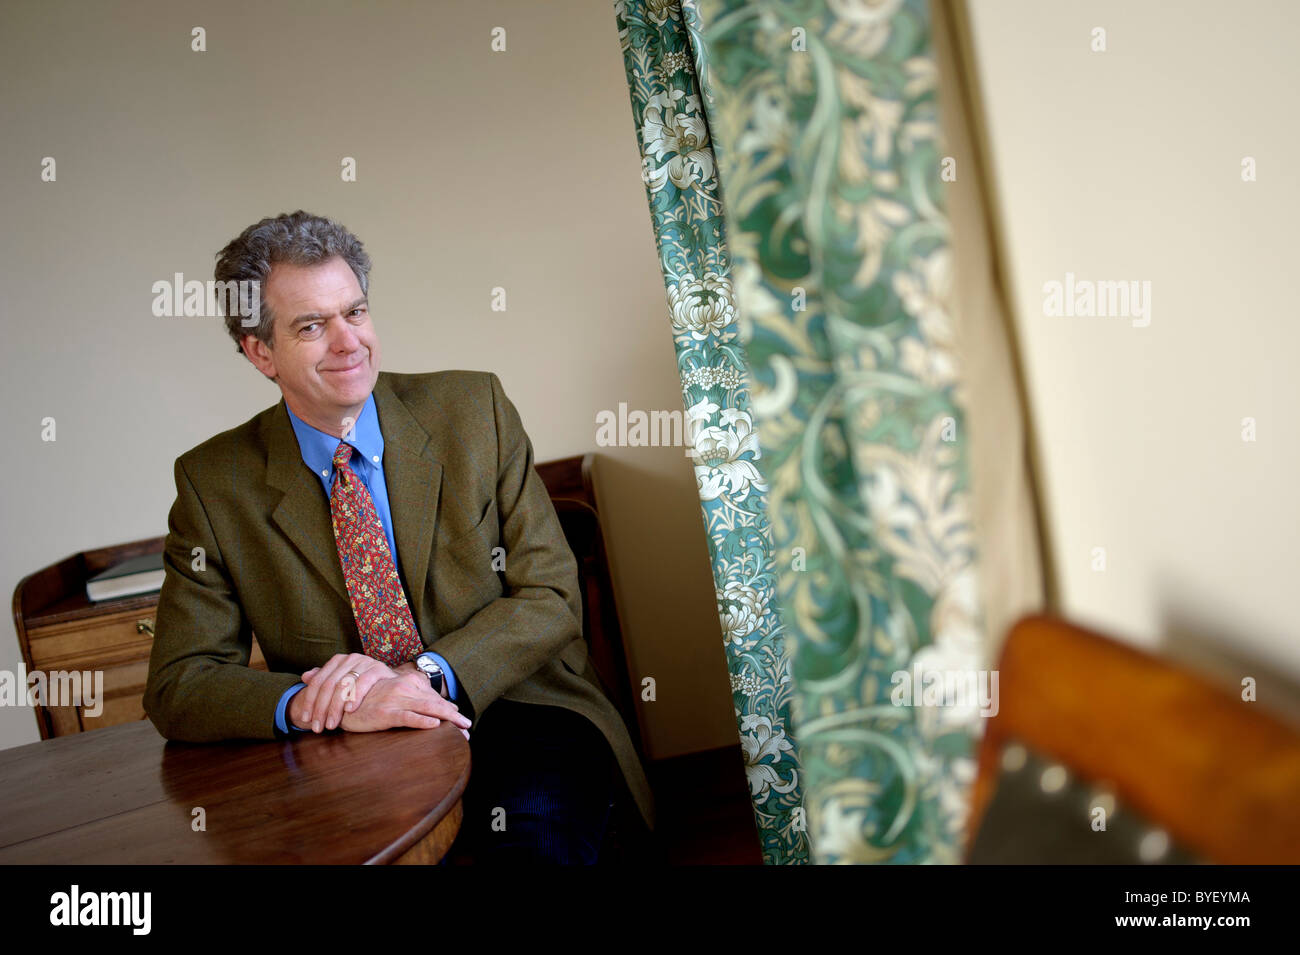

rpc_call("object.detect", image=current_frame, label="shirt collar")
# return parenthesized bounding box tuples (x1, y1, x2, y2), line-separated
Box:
(285, 392, 384, 481)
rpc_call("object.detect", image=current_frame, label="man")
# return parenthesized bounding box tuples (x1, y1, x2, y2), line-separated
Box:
(143, 210, 654, 863)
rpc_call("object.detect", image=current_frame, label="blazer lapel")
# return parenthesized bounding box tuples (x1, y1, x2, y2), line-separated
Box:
(266, 401, 351, 608)
(263, 374, 443, 629)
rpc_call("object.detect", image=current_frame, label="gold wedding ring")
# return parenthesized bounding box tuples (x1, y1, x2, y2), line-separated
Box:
(341, 670, 360, 705)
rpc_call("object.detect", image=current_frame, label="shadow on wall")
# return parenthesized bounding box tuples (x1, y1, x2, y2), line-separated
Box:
(1155, 580, 1300, 732)
(583, 451, 736, 760)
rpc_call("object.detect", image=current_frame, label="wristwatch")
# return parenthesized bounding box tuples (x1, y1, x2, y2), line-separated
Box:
(415, 652, 445, 696)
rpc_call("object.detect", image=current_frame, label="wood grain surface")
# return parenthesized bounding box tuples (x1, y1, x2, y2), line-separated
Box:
(0, 718, 469, 864)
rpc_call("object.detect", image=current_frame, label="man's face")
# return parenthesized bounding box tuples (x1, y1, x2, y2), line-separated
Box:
(242, 255, 381, 435)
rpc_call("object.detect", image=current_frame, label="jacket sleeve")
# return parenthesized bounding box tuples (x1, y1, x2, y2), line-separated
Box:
(426, 372, 585, 723)
(143, 456, 302, 741)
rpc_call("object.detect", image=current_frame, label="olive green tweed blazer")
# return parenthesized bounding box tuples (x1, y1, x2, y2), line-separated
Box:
(143, 369, 653, 830)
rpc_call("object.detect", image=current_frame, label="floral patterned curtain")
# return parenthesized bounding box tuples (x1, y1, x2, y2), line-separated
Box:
(616, 0, 809, 867)
(615, 0, 987, 864)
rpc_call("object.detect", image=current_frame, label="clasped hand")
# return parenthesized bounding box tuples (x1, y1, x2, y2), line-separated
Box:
(289, 652, 471, 738)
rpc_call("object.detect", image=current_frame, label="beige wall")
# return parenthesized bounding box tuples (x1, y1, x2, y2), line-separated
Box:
(4, 0, 1295, 755)
(963, 0, 1300, 712)
(0, 0, 737, 755)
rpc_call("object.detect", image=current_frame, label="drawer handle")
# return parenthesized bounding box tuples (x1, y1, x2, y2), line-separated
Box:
(136, 618, 155, 636)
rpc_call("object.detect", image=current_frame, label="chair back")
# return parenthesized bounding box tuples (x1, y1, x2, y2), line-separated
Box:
(967, 614, 1300, 863)
(535, 454, 645, 761)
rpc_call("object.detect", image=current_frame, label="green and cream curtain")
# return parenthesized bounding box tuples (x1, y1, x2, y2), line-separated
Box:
(616, 0, 1034, 864)
(616, 0, 810, 867)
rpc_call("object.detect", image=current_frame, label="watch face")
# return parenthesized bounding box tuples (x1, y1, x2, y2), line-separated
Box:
(417, 658, 443, 694)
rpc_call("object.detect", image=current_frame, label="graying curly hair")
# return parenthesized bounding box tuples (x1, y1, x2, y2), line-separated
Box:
(214, 210, 372, 361)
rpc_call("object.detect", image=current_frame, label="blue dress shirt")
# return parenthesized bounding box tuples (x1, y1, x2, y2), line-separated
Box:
(274, 393, 459, 734)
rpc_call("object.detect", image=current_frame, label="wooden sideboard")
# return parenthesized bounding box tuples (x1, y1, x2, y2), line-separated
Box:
(11, 536, 268, 739)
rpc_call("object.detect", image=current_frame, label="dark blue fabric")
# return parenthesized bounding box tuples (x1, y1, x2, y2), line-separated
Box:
(444, 699, 615, 864)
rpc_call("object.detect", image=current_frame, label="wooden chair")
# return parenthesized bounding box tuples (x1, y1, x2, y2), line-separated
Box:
(966, 613, 1300, 864)
(534, 454, 646, 762)
(467, 453, 656, 863)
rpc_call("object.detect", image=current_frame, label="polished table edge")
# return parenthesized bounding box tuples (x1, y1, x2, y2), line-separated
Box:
(391, 801, 464, 865)
(0, 719, 472, 865)
(372, 757, 470, 865)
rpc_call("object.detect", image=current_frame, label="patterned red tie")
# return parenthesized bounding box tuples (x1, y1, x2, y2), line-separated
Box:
(329, 440, 424, 666)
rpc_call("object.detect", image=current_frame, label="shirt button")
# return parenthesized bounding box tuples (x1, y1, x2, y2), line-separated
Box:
(321, 469, 328, 477)
(372, 455, 380, 463)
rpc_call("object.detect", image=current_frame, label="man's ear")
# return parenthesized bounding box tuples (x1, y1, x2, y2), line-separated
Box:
(241, 334, 278, 384)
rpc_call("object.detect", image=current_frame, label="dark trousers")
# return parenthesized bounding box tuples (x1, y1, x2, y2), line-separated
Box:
(443, 699, 616, 864)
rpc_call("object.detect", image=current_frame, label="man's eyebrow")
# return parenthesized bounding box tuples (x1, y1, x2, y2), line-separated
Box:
(289, 297, 368, 328)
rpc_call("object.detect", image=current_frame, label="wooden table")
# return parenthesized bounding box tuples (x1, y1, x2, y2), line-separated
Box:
(0, 718, 469, 864)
